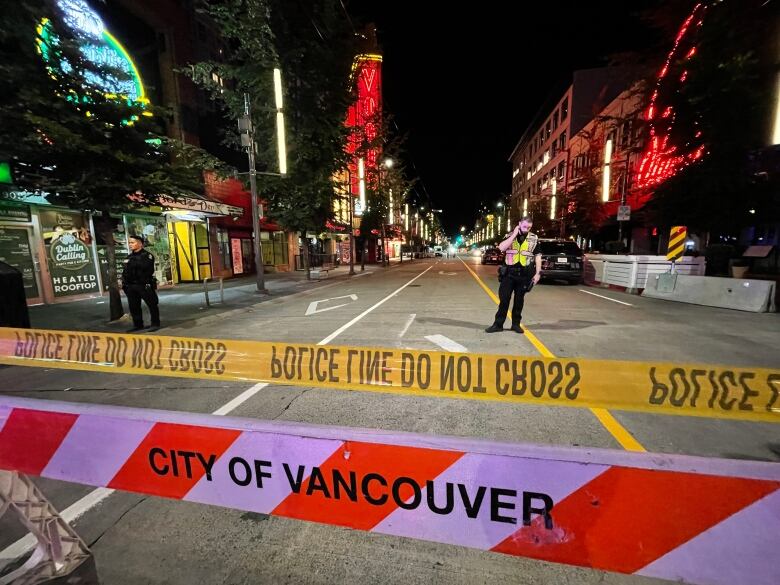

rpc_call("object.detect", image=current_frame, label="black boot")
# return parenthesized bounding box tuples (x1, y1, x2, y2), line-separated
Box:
(485, 323, 503, 333)
(509, 324, 524, 334)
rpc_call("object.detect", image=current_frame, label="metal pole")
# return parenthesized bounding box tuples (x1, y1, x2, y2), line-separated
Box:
(618, 157, 629, 246)
(560, 147, 571, 239)
(348, 192, 355, 275)
(244, 93, 268, 294)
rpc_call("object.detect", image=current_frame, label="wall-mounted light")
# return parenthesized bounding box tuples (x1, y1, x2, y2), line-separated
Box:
(602, 138, 613, 202)
(273, 68, 287, 175)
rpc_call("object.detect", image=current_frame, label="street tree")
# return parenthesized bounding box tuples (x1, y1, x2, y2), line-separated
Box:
(189, 0, 359, 275)
(0, 0, 224, 320)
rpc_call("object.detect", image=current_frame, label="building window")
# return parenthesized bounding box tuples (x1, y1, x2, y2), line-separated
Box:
(546, 120, 551, 139)
(558, 131, 567, 151)
(561, 97, 569, 120)
(215, 227, 231, 271)
(621, 121, 632, 148)
(557, 161, 566, 180)
(552, 109, 559, 131)
(551, 141, 558, 157)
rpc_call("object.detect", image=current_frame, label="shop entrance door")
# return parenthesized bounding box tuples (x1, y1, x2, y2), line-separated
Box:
(0, 225, 44, 304)
(168, 221, 212, 282)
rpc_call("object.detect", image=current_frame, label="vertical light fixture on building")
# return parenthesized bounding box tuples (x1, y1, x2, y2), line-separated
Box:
(388, 188, 394, 223)
(602, 137, 613, 202)
(550, 177, 557, 220)
(772, 72, 780, 144)
(404, 203, 409, 230)
(273, 68, 287, 175)
(358, 158, 366, 212)
(506, 216, 510, 231)
(523, 198, 528, 215)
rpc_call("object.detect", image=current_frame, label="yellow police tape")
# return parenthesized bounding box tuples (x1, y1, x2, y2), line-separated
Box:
(1, 327, 778, 423)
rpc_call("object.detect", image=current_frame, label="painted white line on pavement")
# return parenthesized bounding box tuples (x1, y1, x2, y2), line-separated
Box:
(0, 382, 270, 569)
(212, 382, 270, 416)
(425, 335, 469, 353)
(578, 289, 634, 306)
(317, 266, 433, 346)
(399, 314, 416, 338)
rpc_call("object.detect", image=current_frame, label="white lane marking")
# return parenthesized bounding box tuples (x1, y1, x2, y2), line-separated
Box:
(398, 314, 416, 338)
(578, 289, 634, 306)
(425, 334, 469, 353)
(317, 266, 433, 346)
(438, 271, 457, 275)
(0, 382, 269, 568)
(212, 382, 270, 416)
(304, 294, 358, 316)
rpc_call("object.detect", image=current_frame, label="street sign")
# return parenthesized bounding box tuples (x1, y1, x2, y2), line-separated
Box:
(666, 225, 687, 262)
(617, 205, 631, 221)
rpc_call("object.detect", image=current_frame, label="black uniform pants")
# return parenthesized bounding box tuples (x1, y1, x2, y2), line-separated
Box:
(493, 270, 531, 327)
(124, 284, 159, 327)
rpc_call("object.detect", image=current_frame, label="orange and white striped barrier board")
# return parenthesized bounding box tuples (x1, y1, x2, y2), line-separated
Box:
(0, 396, 778, 585)
(1, 327, 778, 423)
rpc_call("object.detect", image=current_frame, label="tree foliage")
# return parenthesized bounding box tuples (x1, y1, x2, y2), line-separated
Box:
(190, 0, 358, 234)
(0, 0, 226, 318)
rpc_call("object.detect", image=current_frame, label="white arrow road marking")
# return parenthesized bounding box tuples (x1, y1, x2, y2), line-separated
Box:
(425, 334, 469, 353)
(305, 294, 358, 316)
(399, 314, 416, 338)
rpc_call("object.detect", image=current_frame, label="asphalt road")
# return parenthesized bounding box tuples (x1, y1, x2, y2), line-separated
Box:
(2, 255, 779, 584)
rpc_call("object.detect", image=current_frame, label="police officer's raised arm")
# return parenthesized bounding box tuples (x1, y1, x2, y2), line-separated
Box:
(498, 224, 520, 252)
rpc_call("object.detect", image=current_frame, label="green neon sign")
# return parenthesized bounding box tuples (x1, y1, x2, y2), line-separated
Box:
(37, 0, 148, 108)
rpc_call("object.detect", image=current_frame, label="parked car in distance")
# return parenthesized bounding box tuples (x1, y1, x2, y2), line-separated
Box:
(537, 239, 584, 284)
(481, 247, 504, 265)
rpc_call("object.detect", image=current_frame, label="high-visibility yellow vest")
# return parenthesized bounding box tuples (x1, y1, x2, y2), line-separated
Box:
(505, 234, 535, 266)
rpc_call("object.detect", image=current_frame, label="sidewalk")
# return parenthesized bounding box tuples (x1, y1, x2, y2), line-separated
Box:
(27, 260, 401, 333)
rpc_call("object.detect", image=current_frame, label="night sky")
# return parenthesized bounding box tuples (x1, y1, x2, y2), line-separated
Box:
(348, 0, 664, 236)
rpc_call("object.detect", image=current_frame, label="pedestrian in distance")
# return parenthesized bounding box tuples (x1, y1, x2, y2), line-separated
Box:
(485, 215, 541, 334)
(122, 234, 160, 332)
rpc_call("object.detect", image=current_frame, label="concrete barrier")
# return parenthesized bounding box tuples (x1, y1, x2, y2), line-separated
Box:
(584, 255, 705, 293)
(642, 274, 777, 312)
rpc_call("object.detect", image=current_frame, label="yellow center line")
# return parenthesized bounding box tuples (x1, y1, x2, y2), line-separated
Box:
(457, 255, 646, 452)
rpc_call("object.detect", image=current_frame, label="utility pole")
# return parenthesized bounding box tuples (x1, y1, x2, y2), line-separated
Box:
(348, 190, 355, 275)
(241, 93, 268, 294)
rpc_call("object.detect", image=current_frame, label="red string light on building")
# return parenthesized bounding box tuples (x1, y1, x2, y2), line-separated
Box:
(636, 3, 708, 190)
(345, 54, 383, 216)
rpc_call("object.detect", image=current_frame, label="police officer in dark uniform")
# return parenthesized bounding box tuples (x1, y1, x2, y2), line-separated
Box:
(122, 235, 160, 332)
(485, 215, 541, 334)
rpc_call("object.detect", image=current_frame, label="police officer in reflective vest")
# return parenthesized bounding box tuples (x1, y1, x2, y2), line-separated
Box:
(485, 215, 541, 334)
(122, 235, 160, 332)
